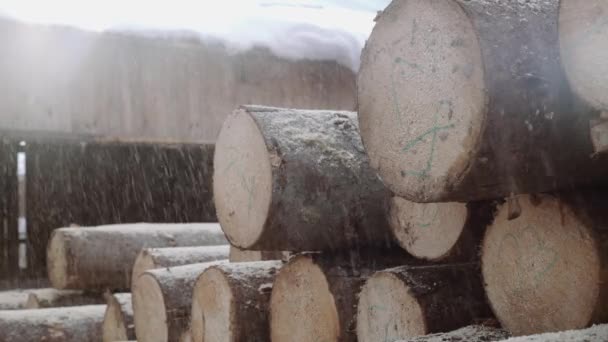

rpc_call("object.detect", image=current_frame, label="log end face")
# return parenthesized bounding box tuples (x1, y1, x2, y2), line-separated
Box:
(358, 0, 486, 201)
(357, 271, 426, 342)
(482, 194, 601, 335)
(195, 267, 234, 342)
(190, 286, 205, 342)
(25, 294, 40, 309)
(389, 197, 468, 261)
(103, 298, 128, 342)
(47, 229, 71, 290)
(131, 250, 157, 289)
(214, 109, 272, 249)
(133, 274, 168, 342)
(559, 0, 608, 111)
(270, 256, 339, 342)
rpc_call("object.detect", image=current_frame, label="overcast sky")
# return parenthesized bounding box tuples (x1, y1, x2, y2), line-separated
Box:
(0, 1, 389, 34)
(0, 1, 391, 71)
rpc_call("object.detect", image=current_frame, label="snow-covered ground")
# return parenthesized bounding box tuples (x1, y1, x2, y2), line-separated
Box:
(0, 0, 391, 71)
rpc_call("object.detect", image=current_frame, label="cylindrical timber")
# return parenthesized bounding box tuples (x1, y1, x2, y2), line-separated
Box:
(25, 288, 104, 309)
(482, 193, 608, 335)
(190, 260, 282, 342)
(388, 198, 495, 261)
(103, 293, 135, 342)
(132, 245, 230, 283)
(228, 246, 289, 263)
(132, 261, 227, 342)
(270, 253, 410, 342)
(0, 305, 106, 342)
(356, 264, 492, 342)
(47, 223, 227, 290)
(214, 106, 394, 251)
(559, 0, 608, 112)
(358, 0, 604, 202)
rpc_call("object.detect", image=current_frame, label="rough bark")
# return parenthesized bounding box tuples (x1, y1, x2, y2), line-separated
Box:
(388, 198, 496, 261)
(228, 246, 289, 263)
(0, 305, 106, 342)
(503, 324, 608, 342)
(358, 0, 605, 202)
(357, 264, 492, 342)
(191, 260, 282, 342)
(25, 288, 105, 308)
(214, 106, 394, 251)
(132, 261, 227, 342)
(132, 245, 230, 283)
(403, 325, 510, 342)
(47, 223, 227, 290)
(482, 192, 608, 336)
(103, 293, 135, 342)
(270, 252, 414, 342)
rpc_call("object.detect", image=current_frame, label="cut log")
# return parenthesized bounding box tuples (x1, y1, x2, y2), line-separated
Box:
(388, 198, 495, 261)
(403, 325, 510, 342)
(270, 253, 411, 342)
(47, 223, 227, 290)
(358, 0, 603, 202)
(132, 245, 230, 284)
(228, 246, 289, 263)
(0, 305, 106, 342)
(0, 289, 34, 310)
(132, 261, 227, 342)
(214, 106, 394, 251)
(356, 264, 492, 342)
(25, 288, 104, 309)
(559, 0, 608, 112)
(191, 260, 282, 342)
(590, 117, 608, 155)
(502, 324, 608, 342)
(103, 293, 135, 342)
(482, 193, 608, 335)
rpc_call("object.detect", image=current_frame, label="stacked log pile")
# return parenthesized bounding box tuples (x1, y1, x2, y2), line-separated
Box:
(0, 223, 230, 341)
(0, 305, 107, 341)
(187, 0, 607, 339)
(353, 0, 608, 340)
(47, 223, 227, 290)
(103, 293, 135, 342)
(211, 106, 493, 342)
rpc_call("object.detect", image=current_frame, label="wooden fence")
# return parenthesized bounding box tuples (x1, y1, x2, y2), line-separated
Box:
(0, 136, 216, 284)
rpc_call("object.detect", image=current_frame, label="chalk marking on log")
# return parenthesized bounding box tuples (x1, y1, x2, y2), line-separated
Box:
(400, 100, 455, 179)
(520, 226, 559, 286)
(497, 225, 559, 298)
(221, 157, 238, 174)
(389, 48, 434, 128)
(416, 203, 440, 229)
(410, 19, 418, 46)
